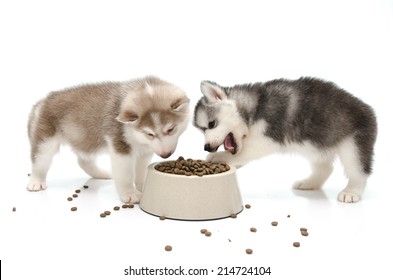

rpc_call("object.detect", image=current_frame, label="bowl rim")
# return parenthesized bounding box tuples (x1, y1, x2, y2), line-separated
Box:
(140, 206, 244, 222)
(148, 161, 236, 179)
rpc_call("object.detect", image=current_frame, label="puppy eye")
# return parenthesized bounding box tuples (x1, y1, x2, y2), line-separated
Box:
(208, 121, 216, 129)
(145, 132, 155, 139)
(166, 126, 176, 135)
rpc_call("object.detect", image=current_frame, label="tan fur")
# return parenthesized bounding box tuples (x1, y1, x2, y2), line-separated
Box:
(27, 76, 190, 202)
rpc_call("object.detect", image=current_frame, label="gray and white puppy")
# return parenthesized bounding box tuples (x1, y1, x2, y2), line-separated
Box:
(193, 77, 377, 203)
(28, 76, 190, 203)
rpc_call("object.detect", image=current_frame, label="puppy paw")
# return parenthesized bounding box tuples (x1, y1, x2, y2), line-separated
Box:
(27, 181, 47, 191)
(293, 179, 320, 190)
(337, 191, 360, 203)
(120, 190, 142, 204)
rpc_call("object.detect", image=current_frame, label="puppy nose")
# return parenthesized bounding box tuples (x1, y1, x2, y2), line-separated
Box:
(204, 144, 212, 152)
(160, 152, 172, 159)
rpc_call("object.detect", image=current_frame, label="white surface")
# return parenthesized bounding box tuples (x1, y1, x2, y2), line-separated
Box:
(1, 0, 393, 279)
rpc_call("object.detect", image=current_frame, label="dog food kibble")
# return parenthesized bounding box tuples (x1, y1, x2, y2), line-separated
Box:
(67, 197, 73, 201)
(271, 221, 278, 226)
(250, 227, 257, 232)
(83, 185, 89, 189)
(159, 216, 166, 221)
(300, 228, 309, 236)
(75, 189, 81, 193)
(204, 231, 212, 237)
(113, 206, 120, 211)
(154, 157, 230, 176)
(287, 214, 291, 218)
(104, 211, 111, 216)
(165, 245, 172, 252)
(231, 213, 237, 218)
(245, 204, 251, 209)
(293, 242, 300, 247)
(200, 229, 207, 234)
(72, 194, 78, 198)
(122, 204, 134, 209)
(246, 248, 253, 254)
(71, 207, 77, 211)
(100, 213, 106, 218)
(12, 207, 16, 212)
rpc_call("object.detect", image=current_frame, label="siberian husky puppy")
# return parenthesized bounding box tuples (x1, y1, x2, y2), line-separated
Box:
(193, 77, 377, 203)
(28, 76, 190, 203)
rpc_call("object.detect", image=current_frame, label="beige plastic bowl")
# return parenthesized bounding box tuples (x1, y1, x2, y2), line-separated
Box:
(139, 162, 243, 221)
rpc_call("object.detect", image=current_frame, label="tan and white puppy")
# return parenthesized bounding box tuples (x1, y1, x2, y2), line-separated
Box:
(27, 76, 190, 203)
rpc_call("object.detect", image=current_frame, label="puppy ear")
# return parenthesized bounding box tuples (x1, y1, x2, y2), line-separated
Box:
(116, 110, 138, 123)
(200, 81, 227, 102)
(171, 96, 190, 112)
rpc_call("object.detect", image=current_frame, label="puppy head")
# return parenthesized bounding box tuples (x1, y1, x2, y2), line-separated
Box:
(117, 76, 190, 158)
(193, 81, 248, 155)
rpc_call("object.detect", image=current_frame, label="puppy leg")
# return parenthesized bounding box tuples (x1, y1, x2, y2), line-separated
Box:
(77, 155, 112, 179)
(135, 153, 153, 192)
(337, 138, 369, 203)
(293, 159, 334, 190)
(27, 137, 60, 191)
(109, 150, 141, 203)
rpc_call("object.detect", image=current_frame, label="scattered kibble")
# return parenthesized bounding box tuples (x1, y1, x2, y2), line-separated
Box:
(245, 204, 251, 209)
(246, 248, 253, 254)
(67, 197, 73, 201)
(70, 207, 77, 211)
(293, 242, 300, 247)
(250, 227, 257, 232)
(113, 206, 120, 211)
(231, 213, 237, 219)
(271, 221, 278, 226)
(75, 189, 81, 193)
(159, 216, 166, 221)
(12, 207, 16, 212)
(165, 245, 172, 252)
(72, 194, 78, 198)
(300, 227, 309, 236)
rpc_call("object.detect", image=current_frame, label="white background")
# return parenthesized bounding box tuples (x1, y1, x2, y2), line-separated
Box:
(1, 0, 392, 279)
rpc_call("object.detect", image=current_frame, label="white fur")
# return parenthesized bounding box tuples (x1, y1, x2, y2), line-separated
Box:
(106, 137, 151, 204)
(27, 136, 60, 191)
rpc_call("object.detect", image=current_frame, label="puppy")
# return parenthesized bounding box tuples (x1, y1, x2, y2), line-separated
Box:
(28, 76, 190, 203)
(193, 77, 377, 202)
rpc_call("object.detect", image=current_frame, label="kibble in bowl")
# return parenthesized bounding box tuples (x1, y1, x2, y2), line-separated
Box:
(154, 157, 230, 177)
(140, 157, 243, 221)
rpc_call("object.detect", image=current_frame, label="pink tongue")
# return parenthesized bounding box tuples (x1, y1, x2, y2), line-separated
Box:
(224, 134, 235, 152)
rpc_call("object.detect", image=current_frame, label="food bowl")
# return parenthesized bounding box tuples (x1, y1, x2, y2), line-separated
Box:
(139, 161, 243, 221)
